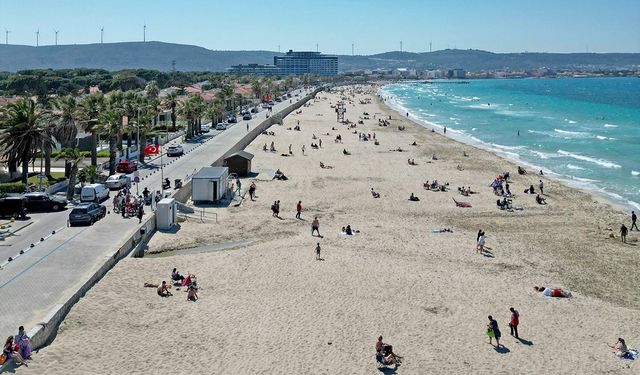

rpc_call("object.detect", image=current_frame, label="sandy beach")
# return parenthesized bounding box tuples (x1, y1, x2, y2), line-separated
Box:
(20, 85, 640, 375)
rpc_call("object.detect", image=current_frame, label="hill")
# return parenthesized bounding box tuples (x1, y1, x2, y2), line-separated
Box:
(0, 41, 638, 72)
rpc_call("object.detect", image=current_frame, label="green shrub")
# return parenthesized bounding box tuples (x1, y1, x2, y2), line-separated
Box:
(96, 150, 110, 157)
(0, 182, 27, 194)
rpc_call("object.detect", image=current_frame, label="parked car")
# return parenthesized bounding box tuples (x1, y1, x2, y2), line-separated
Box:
(261, 103, 269, 109)
(268, 100, 275, 106)
(287, 93, 292, 98)
(201, 124, 210, 133)
(105, 174, 131, 190)
(251, 107, 259, 113)
(166, 145, 184, 157)
(80, 183, 110, 203)
(275, 97, 282, 102)
(22, 192, 67, 212)
(116, 160, 138, 173)
(227, 115, 237, 123)
(68, 203, 106, 226)
(215, 123, 227, 131)
(0, 196, 27, 219)
(242, 113, 252, 120)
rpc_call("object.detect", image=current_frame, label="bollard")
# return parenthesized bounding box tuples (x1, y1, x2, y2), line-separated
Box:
(19, 250, 24, 254)
(52, 230, 56, 234)
(30, 243, 34, 248)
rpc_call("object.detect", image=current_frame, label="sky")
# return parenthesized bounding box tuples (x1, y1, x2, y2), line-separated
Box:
(0, 0, 638, 54)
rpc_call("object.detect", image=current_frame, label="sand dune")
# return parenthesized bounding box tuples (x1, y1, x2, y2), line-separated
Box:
(22, 85, 639, 375)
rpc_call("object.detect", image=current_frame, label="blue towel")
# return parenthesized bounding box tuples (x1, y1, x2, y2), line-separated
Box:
(619, 348, 639, 360)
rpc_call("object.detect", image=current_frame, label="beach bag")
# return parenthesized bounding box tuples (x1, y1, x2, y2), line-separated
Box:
(486, 327, 495, 338)
(0, 354, 6, 365)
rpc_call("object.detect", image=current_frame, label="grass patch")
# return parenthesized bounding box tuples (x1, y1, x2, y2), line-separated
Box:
(27, 171, 66, 185)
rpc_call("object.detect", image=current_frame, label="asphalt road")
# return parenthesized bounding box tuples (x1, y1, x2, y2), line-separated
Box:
(0, 89, 313, 337)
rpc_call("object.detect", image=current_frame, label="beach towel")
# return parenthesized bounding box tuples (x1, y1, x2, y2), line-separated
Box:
(618, 349, 639, 360)
(340, 232, 357, 237)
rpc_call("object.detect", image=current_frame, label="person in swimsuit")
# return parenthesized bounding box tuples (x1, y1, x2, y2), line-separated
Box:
(157, 281, 172, 297)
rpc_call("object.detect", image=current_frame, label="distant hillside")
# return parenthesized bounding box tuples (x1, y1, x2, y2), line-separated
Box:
(0, 41, 638, 72)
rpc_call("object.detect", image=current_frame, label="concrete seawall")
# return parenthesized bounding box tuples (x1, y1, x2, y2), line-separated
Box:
(1, 88, 323, 370)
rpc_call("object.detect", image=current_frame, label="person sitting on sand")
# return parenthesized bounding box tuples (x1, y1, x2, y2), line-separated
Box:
(409, 193, 420, 201)
(518, 166, 527, 175)
(610, 338, 629, 358)
(312, 134, 317, 139)
(371, 188, 380, 198)
(411, 141, 417, 146)
(376, 336, 401, 369)
(534, 286, 572, 298)
(320, 162, 333, 169)
(262, 144, 267, 152)
(157, 281, 172, 297)
(3, 336, 28, 367)
(343, 149, 351, 155)
(432, 153, 438, 160)
(536, 194, 547, 205)
(270, 142, 276, 152)
(171, 268, 185, 283)
(457, 164, 464, 171)
(463, 151, 469, 157)
(187, 285, 198, 302)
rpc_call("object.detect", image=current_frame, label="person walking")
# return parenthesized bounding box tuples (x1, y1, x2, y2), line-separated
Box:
(620, 224, 628, 243)
(296, 201, 302, 219)
(631, 211, 638, 231)
(248, 182, 256, 201)
(539, 180, 544, 195)
(487, 315, 502, 348)
(509, 307, 519, 339)
(246, 123, 249, 132)
(137, 204, 144, 224)
(289, 144, 293, 155)
(301, 144, 306, 155)
(315, 243, 321, 260)
(477, 233, 486, 254)
(319, 138, 322, 148)
(311, 217, 321, 237)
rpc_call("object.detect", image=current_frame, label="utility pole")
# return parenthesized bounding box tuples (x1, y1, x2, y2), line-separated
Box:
(316, 43, 319, 52)
(36, 29, 40, 46)
(100, 27, 104, 43)
(400, 41, 402, 52)
(55, 30, 59, 46)
(429, 41, 432, 53)
(4, 29, 9, 45)
(143, 23, 146, 42)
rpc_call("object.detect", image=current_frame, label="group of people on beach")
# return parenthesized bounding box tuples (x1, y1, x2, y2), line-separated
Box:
(2, 326, 31, 368)
(151, 269, 198, 302)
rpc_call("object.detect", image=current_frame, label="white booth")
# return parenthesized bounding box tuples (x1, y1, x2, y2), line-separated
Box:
(192, 167, 229, 203)
(156, 198, 177, 230)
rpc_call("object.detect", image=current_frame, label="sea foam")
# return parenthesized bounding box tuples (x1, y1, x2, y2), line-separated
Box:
(557, 150, 621, 169)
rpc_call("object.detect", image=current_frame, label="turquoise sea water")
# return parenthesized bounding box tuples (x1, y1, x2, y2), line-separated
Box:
(379, 78, 640, 210)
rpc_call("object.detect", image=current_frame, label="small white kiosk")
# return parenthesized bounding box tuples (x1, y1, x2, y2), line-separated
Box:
(156, 198, 177, 230)
(192, 167, 229, 203)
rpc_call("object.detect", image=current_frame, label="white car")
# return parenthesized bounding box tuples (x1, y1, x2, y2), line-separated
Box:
(215, 123, 227, 130)
(104, 174, 131, 190)
(166, 145, 184, 156)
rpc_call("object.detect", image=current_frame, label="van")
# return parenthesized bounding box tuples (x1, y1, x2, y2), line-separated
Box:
(80, 183, 110, 203)
(0, 196, 28, 219)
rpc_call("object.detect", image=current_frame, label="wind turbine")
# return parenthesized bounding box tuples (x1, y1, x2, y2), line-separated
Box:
(55, 30, 59, 46)
(100, 26, 104, 43)
(4, 29, 9, 45)
(143, 23, 146, 42)
(36, 29, 40, 46)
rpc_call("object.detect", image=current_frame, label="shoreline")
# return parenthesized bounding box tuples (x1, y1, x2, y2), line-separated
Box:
(377, 83, 640, 213)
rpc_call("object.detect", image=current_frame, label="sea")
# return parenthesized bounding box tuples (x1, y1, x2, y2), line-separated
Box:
(379, 77, 640, 211)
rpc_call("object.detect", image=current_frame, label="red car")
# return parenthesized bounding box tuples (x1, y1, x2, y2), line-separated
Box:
(116, 160, 138, 173)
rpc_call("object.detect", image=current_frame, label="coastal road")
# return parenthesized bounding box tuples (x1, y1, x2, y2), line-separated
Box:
(0, 89, 314, 338)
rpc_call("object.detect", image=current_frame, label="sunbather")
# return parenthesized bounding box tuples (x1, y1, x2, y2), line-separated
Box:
(409, 193, 420, 201)
(534, 286, 571, 297)
(536, 194, 547, 205)
(611, 338, 629, 358)
(187, 285, 198, 301)
(157, 281, 172, 297)
(343, 149, 351, 155)
(371, 188, 380, 198)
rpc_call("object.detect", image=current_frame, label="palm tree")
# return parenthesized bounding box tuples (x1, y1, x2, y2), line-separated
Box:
(0, 99, 51, 183)
(78, 164, 100, 184)
(77, 93, 105, 166)
(163, 92, 178, 132)
(205, 100, 225, 125)
(145, 80, 159, 100)
(97, 109, 121, 175)
(51, 96, 80, 177)
(55, 148, 84, 200)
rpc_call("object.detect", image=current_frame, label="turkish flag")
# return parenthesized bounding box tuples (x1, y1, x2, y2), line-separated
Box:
(144, 144, 159, 155)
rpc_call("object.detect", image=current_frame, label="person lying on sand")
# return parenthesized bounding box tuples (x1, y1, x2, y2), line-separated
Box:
(534, 286, 572, 297)
(320, 162, 334, 169)
(409, 193, 420, 201)
(343, 149, 351, 155)
(610, 338, 629, 358)
(157, 281, 172, 297)
(341, 225, 360, 235)
(457, 165, 464, 171)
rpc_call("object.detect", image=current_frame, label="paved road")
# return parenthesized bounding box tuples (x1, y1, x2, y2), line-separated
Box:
(0, 89, 314, 337)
